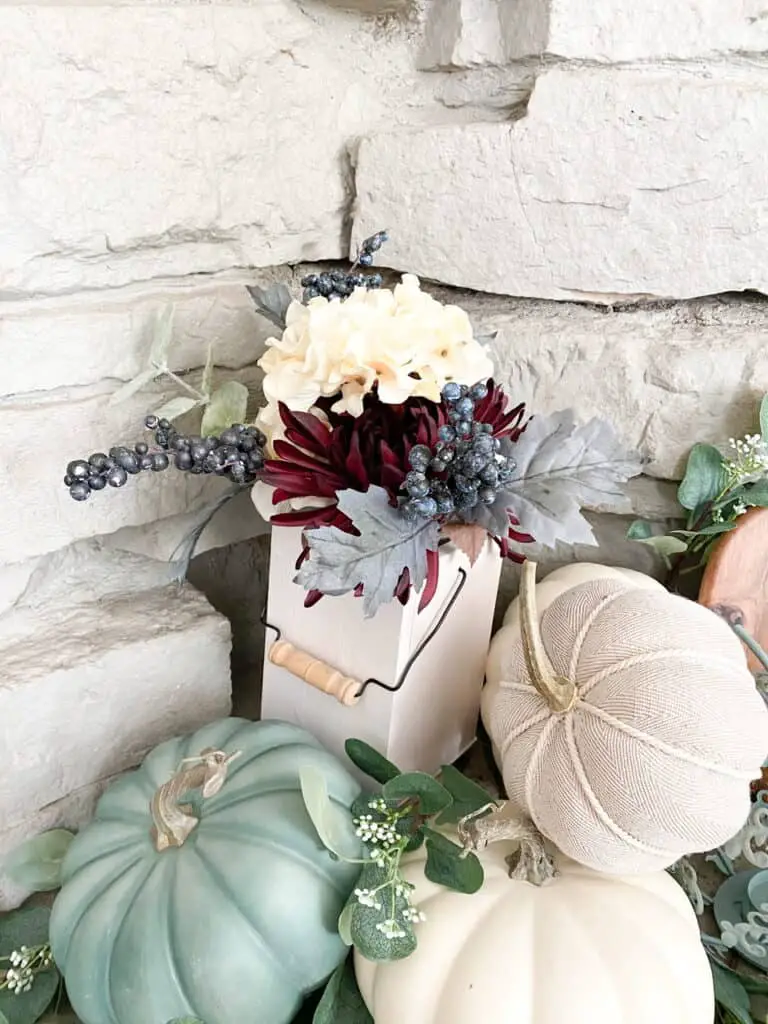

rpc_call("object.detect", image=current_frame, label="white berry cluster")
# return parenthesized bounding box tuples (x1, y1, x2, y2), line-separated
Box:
(726, 433, 768, 484)
(1, 945, 52, 994)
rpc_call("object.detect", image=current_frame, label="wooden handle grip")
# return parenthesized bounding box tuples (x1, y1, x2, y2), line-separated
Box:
(268, 640, 361, 707)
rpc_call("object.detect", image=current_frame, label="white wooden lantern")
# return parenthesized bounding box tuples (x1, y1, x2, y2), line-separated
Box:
(261, 527, 503, 779)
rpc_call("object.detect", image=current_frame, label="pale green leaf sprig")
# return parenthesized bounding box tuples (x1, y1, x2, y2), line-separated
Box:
(108, 304, 249, 432)
(301, 740, 495, 965)
(628, 392, 768, 577)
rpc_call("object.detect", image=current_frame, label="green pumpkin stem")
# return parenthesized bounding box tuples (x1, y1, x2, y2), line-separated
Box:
(519, 560, 577, 714)
(150, 748, 242, 851)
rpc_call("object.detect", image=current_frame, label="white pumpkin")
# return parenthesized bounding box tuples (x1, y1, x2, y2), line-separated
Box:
(355, 833, 714, 1024)
(482, 562, 768, 874)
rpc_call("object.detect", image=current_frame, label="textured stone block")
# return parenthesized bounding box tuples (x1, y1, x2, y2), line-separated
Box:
(0, 4, 454, 298)
(0, 544, 232, 833)
(353, 66, 768, 302)
(420, 0, 768, 66)
(0, 272, 288, 399)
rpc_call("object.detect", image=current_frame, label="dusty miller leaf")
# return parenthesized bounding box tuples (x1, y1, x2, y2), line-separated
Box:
(296, 487, 440, 618)
(246, 282, 293, 330)
(313, 957, 373, 1024)
(200, 381, 249, 436)
(4, 829, 74, 892)
(499, 410, 642, 548)
(442, 523, 488, 566)
(299, 766, 361, 861)
(761, 393, 768, 441)
(152, 396, 200, 423)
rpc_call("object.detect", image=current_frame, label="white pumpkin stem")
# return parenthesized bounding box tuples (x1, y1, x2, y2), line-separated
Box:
(150, 748, 242, 851)
(520, 560, 577, 713)
(458, 803, 556, 887)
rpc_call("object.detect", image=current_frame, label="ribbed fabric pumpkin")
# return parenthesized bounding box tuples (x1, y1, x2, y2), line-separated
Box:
(49, 718, 363, 1024)
(482, 562, 768, 874)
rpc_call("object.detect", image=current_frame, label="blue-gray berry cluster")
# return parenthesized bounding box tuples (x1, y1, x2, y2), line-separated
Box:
(64, 417, 266, 501)
(401, 381, 515, 522)
(301, 230, 388, 303)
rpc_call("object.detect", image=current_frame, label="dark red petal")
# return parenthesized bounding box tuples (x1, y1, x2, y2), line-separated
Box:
(418, 548, 440, 613)
(354, 583, 364, 598)
(345, 431, 369, 490)
(280, 406, 333, 458)
(395, 566, 412, 606)
(295, 545, 310, 571)
(304, 589, 325, 608)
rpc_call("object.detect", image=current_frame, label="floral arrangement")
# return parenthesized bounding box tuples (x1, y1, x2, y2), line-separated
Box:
(64, 232, 641, 615)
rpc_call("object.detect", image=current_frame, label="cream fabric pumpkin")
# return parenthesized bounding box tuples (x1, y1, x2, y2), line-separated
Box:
(355, 834, 714, 1024)
(482, 562, 768, 874)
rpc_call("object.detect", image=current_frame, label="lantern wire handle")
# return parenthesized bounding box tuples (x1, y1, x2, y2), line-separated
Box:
(519, 560, 577, 714)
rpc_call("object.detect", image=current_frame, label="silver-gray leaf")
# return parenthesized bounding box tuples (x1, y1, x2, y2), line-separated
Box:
(295, 486, 440, 618)
(246, 283, 293, 330)
(502, 409, 642, 549)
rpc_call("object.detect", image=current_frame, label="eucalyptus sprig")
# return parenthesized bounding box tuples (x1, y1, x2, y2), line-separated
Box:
(628, 393, 768, 579)
(300, 740, 496, 964)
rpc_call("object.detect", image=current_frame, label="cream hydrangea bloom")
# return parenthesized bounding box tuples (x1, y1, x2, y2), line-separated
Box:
(256, 275, 494, 434)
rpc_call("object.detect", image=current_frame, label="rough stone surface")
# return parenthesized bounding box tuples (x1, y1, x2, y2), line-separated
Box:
(0, 775, 117, 911)
(0, 4, 501, 299)
(0, 544, 232, 835)
(353, 65, 768, 302)
(420, 0, 768, 65)
(0, 271, 288, 399)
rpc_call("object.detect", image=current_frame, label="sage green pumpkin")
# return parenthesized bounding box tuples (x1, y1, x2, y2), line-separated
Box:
(49, 718, 363, 1024)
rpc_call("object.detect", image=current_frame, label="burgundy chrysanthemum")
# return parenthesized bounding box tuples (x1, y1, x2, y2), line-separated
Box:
(260, 382, 534, 609)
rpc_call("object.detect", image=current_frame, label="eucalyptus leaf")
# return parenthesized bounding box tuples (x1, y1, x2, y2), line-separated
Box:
(435, 766, 496, 825)
(635, 534, 689, 558)
(382, 773, 452, 815)
(711, 964, 752, 1024)
(299, 766, 361, 861)
(246, 283, 293, 330)
(677, 443, 725, 511)
(694, 522, 738, 537)
(761, 393, 768, 440)
(4, 829, 74, 892)
(421, 827, 484, 894)
(313, 957, 373, 1024)
(200, 381, 249, 437)
(494, 410, 642, 548)
(626, 519, 654, 541)
(0, 1012, 8, 1024)
(167, 1019, 205, 1024)
(338, 902, 354, 946)
(148, 305, 175, 369)
(297, 487, 441, 618)
(740, 479, 768, 507)
(0, 908, 59, 1024)
(108, 367, 157, 406)
(345, 741, 400, 785)
(348, 863, 417, 962)
(152, 396, 200, 424)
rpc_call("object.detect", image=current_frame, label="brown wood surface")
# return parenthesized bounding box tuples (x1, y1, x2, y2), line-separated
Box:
(699, 506, 768, 675)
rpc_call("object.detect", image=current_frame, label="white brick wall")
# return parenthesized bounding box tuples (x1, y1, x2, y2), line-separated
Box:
(2, 0, 767, 861)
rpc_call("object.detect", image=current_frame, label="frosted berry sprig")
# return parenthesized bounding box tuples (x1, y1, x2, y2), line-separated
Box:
(301, 230, 388, 303)
(64, 417, 266, 501)
(401, 380, 516, 521)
